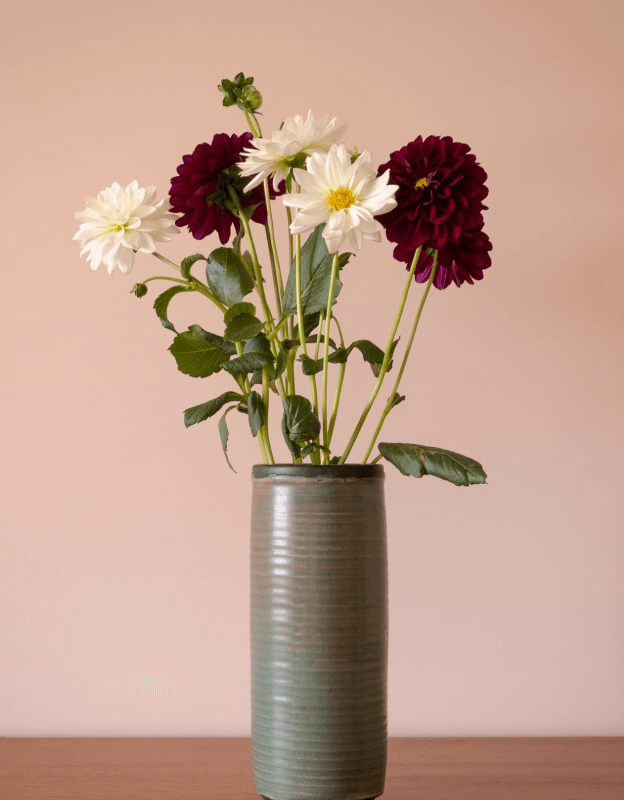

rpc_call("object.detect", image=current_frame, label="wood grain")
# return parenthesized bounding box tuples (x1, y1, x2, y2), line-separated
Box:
(0, 737, 622, 799)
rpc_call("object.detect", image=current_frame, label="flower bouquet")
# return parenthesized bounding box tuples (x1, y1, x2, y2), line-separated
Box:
(74, 72, 490, 482)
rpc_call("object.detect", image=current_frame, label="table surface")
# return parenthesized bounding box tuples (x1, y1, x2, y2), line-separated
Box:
(0, 737, 622, 799)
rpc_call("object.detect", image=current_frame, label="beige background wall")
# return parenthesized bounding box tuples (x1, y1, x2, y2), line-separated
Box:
(1, 0, 622, 735)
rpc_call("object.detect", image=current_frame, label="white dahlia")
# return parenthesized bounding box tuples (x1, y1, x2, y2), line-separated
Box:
(74, 181, 180, 275)
(239, 110, 346, 191)
(282, 144, 398, 254)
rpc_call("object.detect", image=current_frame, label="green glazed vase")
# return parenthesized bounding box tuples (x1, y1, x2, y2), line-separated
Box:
(250, 464, 388, 800)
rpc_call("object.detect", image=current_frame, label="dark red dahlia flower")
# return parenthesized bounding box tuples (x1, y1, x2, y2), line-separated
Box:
(377, 135, 489, 253)
(169, 132, 283, 243)
(394, 225, 492, 290)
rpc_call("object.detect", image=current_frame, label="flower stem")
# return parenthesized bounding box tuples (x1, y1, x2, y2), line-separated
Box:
(327, 314, 346, 447)
(264, 225, 283, 319)
(295, 233, 319, 418)
(150, 253, 227, 313)
(226, 185, 287, 401)
(321, 254, 340, 462)
(337, 246, 422, 465)
(152, 251, 182, 272)
(142, 275, 188, 285)
(261, 366, 275, 464)
(263, 178, 285, 311)
(243, 107, 261, 138)
(362, 251, 438, 464)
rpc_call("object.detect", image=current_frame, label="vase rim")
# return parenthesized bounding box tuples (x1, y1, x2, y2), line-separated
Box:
(252, 463, 384, 479)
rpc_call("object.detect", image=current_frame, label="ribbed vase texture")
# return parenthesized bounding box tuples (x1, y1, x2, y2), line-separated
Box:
(250, 465, 388, 800)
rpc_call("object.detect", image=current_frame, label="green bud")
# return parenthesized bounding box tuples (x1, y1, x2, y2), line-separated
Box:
(350, 146, 360, 164)
(246, 89, 262, 111)
(130, 283, 148, 298)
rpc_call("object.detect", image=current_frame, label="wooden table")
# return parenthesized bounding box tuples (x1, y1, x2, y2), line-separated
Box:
(0, 737, 622, 799)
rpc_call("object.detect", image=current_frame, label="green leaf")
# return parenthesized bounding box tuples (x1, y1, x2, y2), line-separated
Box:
(369, 339, 400, 377)
(130, 282, 148, 298)
(184, 392, 244, 428)
(247, 391, 265, 437)
(224, 313, 264, 342)
(389, 392, 406, 409)
(291, 311, 322, 339)
(328, 456, 341, 465)
(283, 394, 321, 443)
(378, 443, 487, 487)
(300, 443, 330, 458)
(180, 253, 207, 281)
(153, 285, 189, 332)
(348, 339, 385, 366)
(218, 406, 237, 472)
(187, 324, 236, 355)
(282, 224, 351, 315)
(274, 348, 288, 381)
(169, 326, 231, 378)
(299, 355, 324, 375)
(328, 348, 349, 364)
(221, 333, 275, 375)
(282, 415, 301, 460)
(205, 247, 255, 307)
(223, 302, 256, 324)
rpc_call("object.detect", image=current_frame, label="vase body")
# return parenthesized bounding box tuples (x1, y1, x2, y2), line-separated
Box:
(250, 464, 388, 800)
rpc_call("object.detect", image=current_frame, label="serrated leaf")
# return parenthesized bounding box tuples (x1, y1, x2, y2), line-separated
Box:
(218, 406, 237, 472)
(205, 247, 255, 307)
(169, 326, 231, 378)
(180, 253, 207, 281)
(224, 313, 264, 342)
(247, 391, 265, 437)
(221, 333, 275, 375)
(153, 285, 189, 332)
(378, 443, 487, 487)
(282, 224, 351, 315)
(223, 302, 256, 324)
(186, 324, 236, 355)
(283, 394, 321, 443)
(183, 391, 244, 428)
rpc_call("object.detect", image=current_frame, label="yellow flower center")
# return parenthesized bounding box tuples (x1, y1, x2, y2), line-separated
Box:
(415, 177, 429, 189)
(325, 186, 357, 212)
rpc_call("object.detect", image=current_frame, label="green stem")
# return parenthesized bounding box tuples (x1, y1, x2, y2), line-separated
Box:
(152, 252, 182, 272)
(327, 314, 346, 447)
(261, 366, 275, 464)
(295, 233, 319, 415)
(243, 107, 261, 138)
(264, 225, 283, 319)
(226, 184, 287, 402)
(234, 342, 266, 463)
(227, 186, 274, 328)
(321, 254, 340, 462)
(314, 311, 325, 362)
(362, 251, 438, 464)
(338, 246, 422, 465)
(143, 275, 189, 286)
(192, 281, 227, 314)
(370, 453, 383, 465)
(263, 178, 285, 310)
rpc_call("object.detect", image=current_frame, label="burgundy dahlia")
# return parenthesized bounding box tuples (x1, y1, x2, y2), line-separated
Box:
(169, 132, 282, 243)
(394, 224, 492, 290)
(377, 134, 489, 253)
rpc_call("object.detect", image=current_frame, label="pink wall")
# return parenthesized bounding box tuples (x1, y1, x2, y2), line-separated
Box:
(1, 0, 622, 735)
